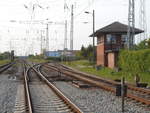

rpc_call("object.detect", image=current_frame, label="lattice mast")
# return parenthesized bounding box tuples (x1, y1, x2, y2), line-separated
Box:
(64, 0, 68, 50)
(139, 0, 147, 41)
(127, 0, 135, 49)
(70, 5, 74, 50)
(40, 30, 44, 54)
(46, 23, 49, 51)
(64, 20, 68, 49)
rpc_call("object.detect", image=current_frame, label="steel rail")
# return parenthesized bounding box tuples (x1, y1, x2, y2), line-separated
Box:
(44, 64, 150, 106)
(63, 66, 150, 94)
(59, 64, 150, 92)
(32, 65, 84, 113)
(127, 93, 150, 105)
(127, 86, 150, 94)
(0, 62, 15, 73)
(43, 65, 115, 91)
(23, 63, 33, 113)
(0, 63, 11, 68)
(48, 64, 150, 94)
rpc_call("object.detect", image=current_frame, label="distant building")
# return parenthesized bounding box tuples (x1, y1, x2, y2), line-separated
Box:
(45, 50, 79, 58)
(90, 22, 143, 69)
(45, 51, 61, 57)
(58, 50, 79, 57)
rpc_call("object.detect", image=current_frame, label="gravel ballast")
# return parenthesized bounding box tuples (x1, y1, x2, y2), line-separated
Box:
(54, 81, 150, 113)
(0, 80, 18, 113)
(0, 65, 22, 113)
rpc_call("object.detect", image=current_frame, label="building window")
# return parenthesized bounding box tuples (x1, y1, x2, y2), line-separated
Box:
(106, 34, 116, 44)
(121, 35, 127, 43)
(97, 37, 103, 44)
(106, 34, 111, 44)
(111, 35, 116, 44)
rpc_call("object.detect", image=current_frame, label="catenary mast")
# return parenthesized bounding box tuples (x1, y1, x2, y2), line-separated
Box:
(127, 0, 135, 49)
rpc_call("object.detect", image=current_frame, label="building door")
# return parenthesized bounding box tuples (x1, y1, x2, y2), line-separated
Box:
(107, 52, 115, 69)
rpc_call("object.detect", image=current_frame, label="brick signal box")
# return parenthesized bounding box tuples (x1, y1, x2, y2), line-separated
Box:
(90, 22, 143, 69)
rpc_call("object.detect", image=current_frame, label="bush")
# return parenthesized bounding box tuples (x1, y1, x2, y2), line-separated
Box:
(46, 57, 61, 61)
(118, 49, 150, 73)
(28, 54, 44, 59)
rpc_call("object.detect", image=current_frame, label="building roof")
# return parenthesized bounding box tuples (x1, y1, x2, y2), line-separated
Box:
(90, 21, 144, 37)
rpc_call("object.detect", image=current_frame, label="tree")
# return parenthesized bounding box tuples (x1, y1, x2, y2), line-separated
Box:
(80, 45, 87, 58)
(135, 38, 150, 50)
(79, 45, 96, 62)
(0, 52, 10, 60)
(87, 45, 93, 61)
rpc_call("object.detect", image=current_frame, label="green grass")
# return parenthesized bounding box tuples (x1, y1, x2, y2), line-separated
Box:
(28, 58, 47, 63)
(0, 59, 10, 65)
(62, 60, 150, 86)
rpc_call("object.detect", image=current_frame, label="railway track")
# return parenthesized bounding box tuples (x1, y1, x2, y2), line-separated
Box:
(13, 62, 83, 113)
(13, 84, 27, 113)
(42, 63, 150, 107)
(0, 62, 15, 73)
(13, 62, 32, 113)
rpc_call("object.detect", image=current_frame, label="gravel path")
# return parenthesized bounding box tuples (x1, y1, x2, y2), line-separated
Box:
(54, 81, 150, 113)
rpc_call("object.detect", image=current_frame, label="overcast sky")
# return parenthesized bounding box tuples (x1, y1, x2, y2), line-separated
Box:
(0, 0, 149, 56)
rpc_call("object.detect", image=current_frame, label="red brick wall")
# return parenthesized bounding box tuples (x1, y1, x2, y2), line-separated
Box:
(97, 44, 105, 66)
(97, 35, 105, 66)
